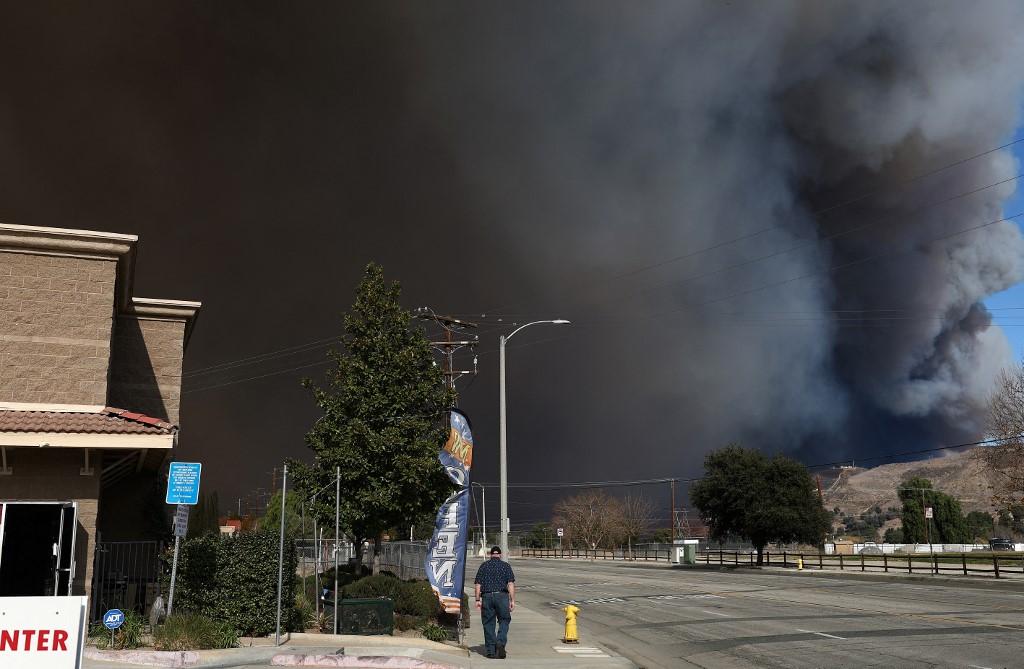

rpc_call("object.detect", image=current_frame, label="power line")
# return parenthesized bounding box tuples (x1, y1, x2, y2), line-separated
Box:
(177, 149, 1024, 393)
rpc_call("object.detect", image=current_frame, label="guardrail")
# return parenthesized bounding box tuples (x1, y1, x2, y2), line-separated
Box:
(698, 550, 1024, 579)
(521, 548, 670, 561)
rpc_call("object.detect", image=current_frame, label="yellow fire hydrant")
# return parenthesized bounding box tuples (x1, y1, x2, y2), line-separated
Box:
(798, 556, 803, 571)
(562, 604, 580, 644)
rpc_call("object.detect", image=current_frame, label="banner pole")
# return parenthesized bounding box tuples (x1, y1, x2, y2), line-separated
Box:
(457, 470, 470, 645)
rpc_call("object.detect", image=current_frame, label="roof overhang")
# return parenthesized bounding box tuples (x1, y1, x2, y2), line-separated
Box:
(0, 432, 175, 449)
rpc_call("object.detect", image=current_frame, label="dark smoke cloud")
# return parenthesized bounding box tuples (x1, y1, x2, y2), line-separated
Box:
(1, 2, 1023, 516)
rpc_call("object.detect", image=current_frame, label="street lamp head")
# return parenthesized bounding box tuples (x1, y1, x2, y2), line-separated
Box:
(552, 319, 570, 325)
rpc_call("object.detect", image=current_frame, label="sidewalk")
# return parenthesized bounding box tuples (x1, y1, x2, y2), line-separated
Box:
(82, 594, 636, 669)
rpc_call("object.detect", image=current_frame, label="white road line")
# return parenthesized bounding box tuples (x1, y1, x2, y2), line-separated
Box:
(968, 665, 993, 669)
(795, 628, 846, 640)
(701, 610, 730, 617)
(552, 646, 609, 656)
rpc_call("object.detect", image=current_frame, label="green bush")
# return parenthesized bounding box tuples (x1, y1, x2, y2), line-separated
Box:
(88, 610, 145, 650)
(342, 573, 403, 602)
(420, 622, 447, 643)
(154, 613, 238, 650)
(161, 532, 298, 636)
(341, 573, 440, 619)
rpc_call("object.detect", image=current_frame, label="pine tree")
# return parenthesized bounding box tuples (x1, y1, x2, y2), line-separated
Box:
(293, 263, 454, 569)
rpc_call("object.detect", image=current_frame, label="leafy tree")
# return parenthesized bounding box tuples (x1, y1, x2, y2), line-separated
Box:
(897, 477, 968, 543)
(964, 511, 995, 542)
(689, 444, 830, 565)
(997, 504, 1024, 536)
(551, 490, 623, 549)
(293, 263, 454, 570)
(259, 488, 307, 540)
(524, 522, 553, 549)
(187, 491, 221, 538)
(883, 527, 904, 543)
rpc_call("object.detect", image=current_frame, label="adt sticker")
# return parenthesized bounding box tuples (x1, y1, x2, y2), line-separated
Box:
(103, 609, 124, 629)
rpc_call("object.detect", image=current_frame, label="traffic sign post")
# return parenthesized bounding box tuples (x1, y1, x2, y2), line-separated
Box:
(166, 462, 202, 617)
(174, 504, 189, 538)
(104, 608, 123, 648)
(166, 462, 202, 505)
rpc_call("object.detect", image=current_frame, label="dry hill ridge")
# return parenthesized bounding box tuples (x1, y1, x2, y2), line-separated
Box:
(820, 447, 1000, 519)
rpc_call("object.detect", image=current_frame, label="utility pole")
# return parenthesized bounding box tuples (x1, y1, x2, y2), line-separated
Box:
(415, 309, 479, 398)
(670, 479, 676, 546)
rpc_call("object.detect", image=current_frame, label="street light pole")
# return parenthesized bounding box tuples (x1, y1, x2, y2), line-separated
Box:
(498, 319, 569, 559)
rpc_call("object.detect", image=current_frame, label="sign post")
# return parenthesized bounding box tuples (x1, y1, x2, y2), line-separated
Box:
(165, 462, 201, 617)
(103, 608, 123, 649)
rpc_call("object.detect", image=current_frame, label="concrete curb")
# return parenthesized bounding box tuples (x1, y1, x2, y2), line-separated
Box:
(84, 648, 200, 667)
(272, 654, 459, 668)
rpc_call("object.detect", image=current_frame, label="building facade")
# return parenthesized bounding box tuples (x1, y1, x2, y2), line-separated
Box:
(0, 223, 199, 608)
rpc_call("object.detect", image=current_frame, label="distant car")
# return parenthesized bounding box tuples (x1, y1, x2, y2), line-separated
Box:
(860, 543, 883, 555)
(989, 538, 1014, 551)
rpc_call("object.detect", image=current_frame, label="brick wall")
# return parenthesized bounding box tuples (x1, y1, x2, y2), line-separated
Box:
(0, 450, 101, 597)
(0, 250, 115, 405)
(107, 317, 186, 424)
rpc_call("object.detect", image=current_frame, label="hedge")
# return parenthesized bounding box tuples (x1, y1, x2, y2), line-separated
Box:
(162, 532, 299, 636)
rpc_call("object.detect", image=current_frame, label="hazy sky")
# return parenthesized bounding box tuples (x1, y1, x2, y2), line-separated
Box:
(3, 2, 1024, 530)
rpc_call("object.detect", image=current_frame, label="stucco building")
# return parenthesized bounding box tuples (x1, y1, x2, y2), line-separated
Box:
(0, 223, 199, 612)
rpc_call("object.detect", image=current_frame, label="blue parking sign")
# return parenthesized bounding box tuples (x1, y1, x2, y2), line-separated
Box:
(166, 462, 202, 505)
(104, 609, 124, 629)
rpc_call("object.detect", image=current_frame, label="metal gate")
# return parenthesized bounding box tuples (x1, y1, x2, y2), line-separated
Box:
(90, 540, 163, 623)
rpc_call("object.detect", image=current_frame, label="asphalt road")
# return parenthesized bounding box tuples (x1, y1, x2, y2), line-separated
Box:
(508, 558, 1024, 669)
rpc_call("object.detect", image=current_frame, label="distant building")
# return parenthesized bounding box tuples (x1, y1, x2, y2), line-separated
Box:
(0, 223, 199, 612)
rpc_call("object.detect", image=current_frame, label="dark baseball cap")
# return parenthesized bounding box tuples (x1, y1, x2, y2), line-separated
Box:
(489, 546, 502, 555)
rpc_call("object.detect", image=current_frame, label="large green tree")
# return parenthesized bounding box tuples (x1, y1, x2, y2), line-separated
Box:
(259, 488, 307, 540)
(293, 263, 454, 569)
(897, 477, 969, 543)
(690, 444, 830, 565)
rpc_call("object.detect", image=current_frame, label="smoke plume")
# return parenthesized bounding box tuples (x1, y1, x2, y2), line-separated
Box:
(386, 1, 1024, 470)
(3, 2, 1024, 502)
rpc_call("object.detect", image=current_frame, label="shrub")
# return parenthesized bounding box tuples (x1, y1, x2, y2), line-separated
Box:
(154, 613, 238, 650)
(398, 580, 442, 618)
(420, 622, 447, 643)
(89, 610, 146, 650)
(342, 573, 404, 602)
(341, 573, 440, 619)
(161, 532, 298, 637)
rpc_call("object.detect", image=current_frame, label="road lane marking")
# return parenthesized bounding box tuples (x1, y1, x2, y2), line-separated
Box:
(701, 610, 730, 617)
(796, 628, 846, 640)
(552, 646, 609, 657)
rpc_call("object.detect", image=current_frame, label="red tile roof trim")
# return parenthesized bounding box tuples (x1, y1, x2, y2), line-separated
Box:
(102, 407, 176, 430)
(0, 408, 177, 435)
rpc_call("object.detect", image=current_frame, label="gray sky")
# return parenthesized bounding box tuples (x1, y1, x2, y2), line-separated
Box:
(3, 2, 1024, 529)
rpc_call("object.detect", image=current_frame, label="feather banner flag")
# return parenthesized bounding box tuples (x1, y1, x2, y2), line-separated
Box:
(425, 409, 473, 614)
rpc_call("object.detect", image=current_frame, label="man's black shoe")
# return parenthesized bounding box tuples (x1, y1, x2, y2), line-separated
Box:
(486, 648, 495, 658)
(496, 643, 506, 659)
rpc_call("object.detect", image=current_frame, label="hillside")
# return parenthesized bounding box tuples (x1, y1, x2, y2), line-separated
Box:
(820, 447, 1000, 519)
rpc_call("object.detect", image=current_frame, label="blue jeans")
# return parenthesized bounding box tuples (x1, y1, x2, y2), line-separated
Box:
(480, 591, 511, 654)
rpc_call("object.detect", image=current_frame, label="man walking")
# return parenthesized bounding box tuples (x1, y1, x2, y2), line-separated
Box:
(474, 545, 515, 659)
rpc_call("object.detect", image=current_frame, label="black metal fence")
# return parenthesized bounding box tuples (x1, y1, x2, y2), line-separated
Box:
(698, 549, 1024, 579)
(522, 548, 671, 561)
(90, 540, 163, 623)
